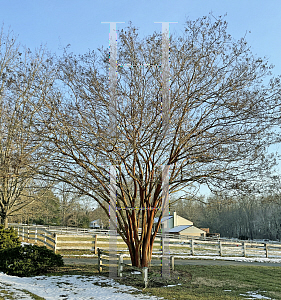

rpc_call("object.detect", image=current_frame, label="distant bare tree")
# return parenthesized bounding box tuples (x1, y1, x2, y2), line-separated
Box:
(0, 28, 55, 228)
(40, 15, 281, 267)
(54, 183, 84, 227)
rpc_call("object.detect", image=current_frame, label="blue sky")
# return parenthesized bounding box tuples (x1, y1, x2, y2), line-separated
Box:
(1, 0, 280, 76)
(1, 0, 281, 198)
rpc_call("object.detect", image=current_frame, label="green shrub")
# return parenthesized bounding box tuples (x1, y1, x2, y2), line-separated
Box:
(0, 244, 64, 276)
(0, 225, 21, 250)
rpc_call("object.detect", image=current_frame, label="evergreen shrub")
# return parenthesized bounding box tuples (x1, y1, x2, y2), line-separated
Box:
(0, 225, 21, 250)
(0, 244, 64, 276)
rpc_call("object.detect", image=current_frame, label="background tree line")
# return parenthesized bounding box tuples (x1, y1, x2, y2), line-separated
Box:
(8, 186, 97, 228)
(169, 192, 281, 241)
(9, 187, 281, 242)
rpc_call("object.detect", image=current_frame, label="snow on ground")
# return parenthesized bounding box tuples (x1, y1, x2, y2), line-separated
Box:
(64, 252, 281, 264)
(3, 244, 165, 300)
(239, 291, 272, 299)
(9, 242, 278, 299)
(0, 272, 165, 300)
(172, 255, 281, 263)
(225, 290, 273, 300)
(21, 242, 34, 246)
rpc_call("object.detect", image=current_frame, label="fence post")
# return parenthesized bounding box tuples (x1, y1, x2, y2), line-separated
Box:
(35, 228, 37, 244)
(44, 230, 47, 244)
(27, 227, 30, 242)
(94, 235, 98, 254)
(118, 254, 123, 277)
(171, 256, 174, 271)
(54, 233, 57, 254)
(265, 243, 269, 258)
(142, 267, 148, 288)
(98, 248, 102, 273)
(219, 241, 223, 256)
(22, 227, 24, 241)
(243, 242, 247, 257)
(191, 239, 194, 255)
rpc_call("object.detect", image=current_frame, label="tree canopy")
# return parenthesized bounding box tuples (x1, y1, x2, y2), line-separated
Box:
(0, 28, 55, 228)
(29, 15, 281, 267)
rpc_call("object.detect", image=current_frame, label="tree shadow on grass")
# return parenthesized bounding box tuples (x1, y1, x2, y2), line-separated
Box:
(113, 265, 192, 289)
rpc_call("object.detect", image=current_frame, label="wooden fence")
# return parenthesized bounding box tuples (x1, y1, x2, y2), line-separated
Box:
(8, 223, 217, 240)
(97, 248, 147, 287)
(14, 226, 56, 252)
(55, 234, 98, 253)
(185, 239, 281, 258)
(97, 248, 173, 288)
(9, 224, 281, 259)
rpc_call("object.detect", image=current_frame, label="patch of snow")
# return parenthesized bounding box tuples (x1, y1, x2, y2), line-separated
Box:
(164, 284, 181, 287)
(0, 272, 166, 300)
(168, 255, 281, 264)
(63, 253, 281, 263)
(0, 284, 34, 300)
(240, 291, 273, 299)
(131, 271, 141, 275)
(21, 242, 34, 246)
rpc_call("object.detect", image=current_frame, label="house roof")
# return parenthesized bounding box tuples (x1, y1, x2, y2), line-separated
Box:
(154, 216, 173, 223)
(168, 225, 192, 233)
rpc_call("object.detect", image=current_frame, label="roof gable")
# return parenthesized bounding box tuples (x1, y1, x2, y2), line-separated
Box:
(168, 225, 192, 232)
(153, 214, 193, 225)
(154, 216, 173, 223)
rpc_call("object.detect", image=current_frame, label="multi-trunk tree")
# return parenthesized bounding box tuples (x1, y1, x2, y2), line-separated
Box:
(39, 15, 281, 267)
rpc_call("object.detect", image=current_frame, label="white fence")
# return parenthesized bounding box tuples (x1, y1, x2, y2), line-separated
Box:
(8, 223, 218, 240)
(13, 225, 56, 252)
(8, 224, 281, 259)
(97, 248, 161, 288)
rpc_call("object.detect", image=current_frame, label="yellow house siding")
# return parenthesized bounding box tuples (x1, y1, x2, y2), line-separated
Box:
(179, 226, 206, 237)
(177, 216, 193, 226)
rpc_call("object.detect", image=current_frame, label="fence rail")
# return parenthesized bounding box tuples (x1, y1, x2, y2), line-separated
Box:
(8, 223, 220, 240)
(8, 224, 281, 259)
(55, 234, 98, 253)
(14, 226, 56, 252)
(97, 248, 161, 288)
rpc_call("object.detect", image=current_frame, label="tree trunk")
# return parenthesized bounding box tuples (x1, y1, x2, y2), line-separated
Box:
(127, 242, 141, 267)
(141, 233, 150, 267)
(0, 214, 8, 229)
(126, 225, 155, 269)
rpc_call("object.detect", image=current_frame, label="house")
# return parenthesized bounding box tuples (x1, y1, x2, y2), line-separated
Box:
(89, 219, 103, 229)
(153, 211, 206, 238)
(168, 224, 206, 237)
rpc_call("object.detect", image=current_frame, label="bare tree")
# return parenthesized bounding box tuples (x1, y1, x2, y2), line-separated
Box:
(9, 188, 60, 225)
(40, 15, 281, 267)
(0, 28, 55, 228)
(54, 183, 86, 227)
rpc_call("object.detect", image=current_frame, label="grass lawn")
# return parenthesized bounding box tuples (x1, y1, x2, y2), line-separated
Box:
(1, 260, 281, 299)
(44, 263, 281, 300)
(0, 285, 45, 300)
